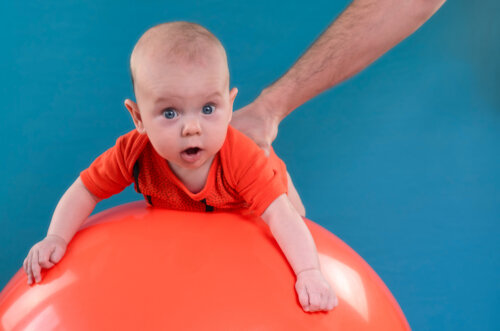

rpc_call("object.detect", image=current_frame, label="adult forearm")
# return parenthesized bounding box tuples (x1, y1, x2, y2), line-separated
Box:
(47, 176, 100, 244)
(259, 0, 446, 120)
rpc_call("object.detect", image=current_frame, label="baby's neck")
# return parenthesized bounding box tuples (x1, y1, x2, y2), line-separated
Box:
(167, 155, 215, 194)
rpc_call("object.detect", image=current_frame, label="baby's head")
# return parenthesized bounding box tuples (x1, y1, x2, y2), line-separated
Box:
(125, 22, 237, 172)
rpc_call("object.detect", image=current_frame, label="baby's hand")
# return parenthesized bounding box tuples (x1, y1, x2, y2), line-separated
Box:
(295, 268, 338, 312)
(23, 234, 67, 285)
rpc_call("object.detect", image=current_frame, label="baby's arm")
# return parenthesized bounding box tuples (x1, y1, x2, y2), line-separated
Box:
(261, 194, 338, 312)
(286, 171, 305, 217)
(23, 176, 101, 284)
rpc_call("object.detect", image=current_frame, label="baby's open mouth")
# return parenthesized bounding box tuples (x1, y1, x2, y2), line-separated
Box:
(183, 147, 201, 155)
(180, 147, 203, 163)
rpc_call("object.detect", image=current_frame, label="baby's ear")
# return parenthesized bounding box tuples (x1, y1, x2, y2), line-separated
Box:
(124, 99, 146, 134)
(229, 87, 238, 105)
(228, 88, 238, 122)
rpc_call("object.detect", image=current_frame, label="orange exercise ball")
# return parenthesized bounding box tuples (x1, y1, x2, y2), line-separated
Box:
(0, 202, 410, 330)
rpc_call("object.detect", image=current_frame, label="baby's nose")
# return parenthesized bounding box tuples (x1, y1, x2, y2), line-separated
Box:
(181, 118, 201, 136)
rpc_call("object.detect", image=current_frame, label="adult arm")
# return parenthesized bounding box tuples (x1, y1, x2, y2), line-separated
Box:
(231, 0, 447, 152)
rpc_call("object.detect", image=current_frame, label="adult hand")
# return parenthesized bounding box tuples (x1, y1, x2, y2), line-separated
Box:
(231, 98, 281, 156)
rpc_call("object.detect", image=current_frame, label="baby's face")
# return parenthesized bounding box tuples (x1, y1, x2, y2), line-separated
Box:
(130, 53, 236, 171)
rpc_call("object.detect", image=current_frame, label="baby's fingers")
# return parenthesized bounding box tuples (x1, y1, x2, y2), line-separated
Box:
(30, 249, 42, 283)
(39, 245, 55, 269)
(26, 250, 34, 285)
(24, 255, 32, 285)
(50, 245, 65, 264)
(296, 284, 310, 311)
(327, 291, 339, 310)
(23, 256, 28, 276)
(307, 291, 322, 312)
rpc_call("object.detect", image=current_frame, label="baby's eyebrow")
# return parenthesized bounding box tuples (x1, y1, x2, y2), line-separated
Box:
(153, 95, 177, 105)
(205, 92, 222, 99)
(151, 91, 223, 108)
(154, 91, 222, 102)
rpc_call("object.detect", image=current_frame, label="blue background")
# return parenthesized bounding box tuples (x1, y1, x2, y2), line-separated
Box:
(1, 1, 498, 329)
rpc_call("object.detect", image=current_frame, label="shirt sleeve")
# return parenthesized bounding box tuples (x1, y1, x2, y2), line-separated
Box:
(80, 130, 148, 199)
(223, 126, 288, 216)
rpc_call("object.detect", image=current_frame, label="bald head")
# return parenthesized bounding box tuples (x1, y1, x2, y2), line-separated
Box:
(130, 22, 228, 91)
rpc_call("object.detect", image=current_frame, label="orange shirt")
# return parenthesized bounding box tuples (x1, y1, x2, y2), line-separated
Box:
(80, 126, 288, 216)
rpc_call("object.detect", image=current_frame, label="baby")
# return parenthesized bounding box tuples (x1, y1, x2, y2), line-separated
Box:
(23, 22, 337, 313)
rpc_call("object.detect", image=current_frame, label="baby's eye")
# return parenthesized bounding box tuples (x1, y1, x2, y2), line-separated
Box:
(202, 104, 215, 115)
(163, 108, 177, 119)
